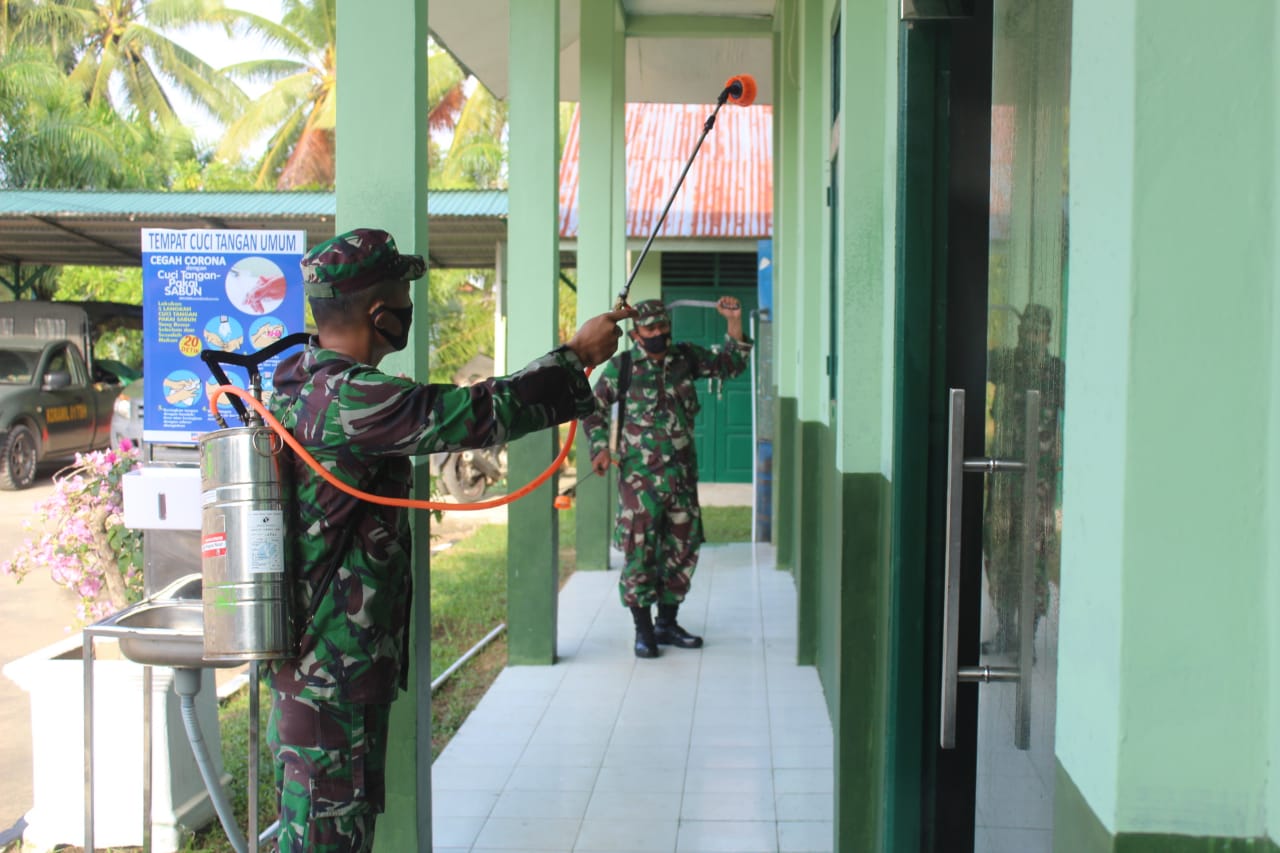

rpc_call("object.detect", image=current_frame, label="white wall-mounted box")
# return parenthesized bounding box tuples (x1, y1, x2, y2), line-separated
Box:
(122, 465, 202, 530)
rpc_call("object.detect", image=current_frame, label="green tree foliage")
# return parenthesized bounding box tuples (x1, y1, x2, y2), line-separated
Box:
(215, 0, 335, 188)
(0, 1, 258, 297)
(57, 264, 142, 303)
(170, 153, 260, 190)
(420, 46, 510, 382)
(0, 44, 196, 296)
(426, 271, 493, 384)
(22, 0, 250, 131)
(428, 46, 507, 190)
(1, 63, 192, 190)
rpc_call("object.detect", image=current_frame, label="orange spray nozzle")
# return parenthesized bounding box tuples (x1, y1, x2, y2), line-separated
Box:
(723, 74, 758, 107)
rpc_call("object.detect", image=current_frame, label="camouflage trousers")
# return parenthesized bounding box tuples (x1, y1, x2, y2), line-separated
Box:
(614, 480, 705, 608)
(267, 692, 391, 852)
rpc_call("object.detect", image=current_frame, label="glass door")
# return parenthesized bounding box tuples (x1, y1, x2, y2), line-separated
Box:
(933, 0, 1071, 850)
(973, 1, 1069, 849)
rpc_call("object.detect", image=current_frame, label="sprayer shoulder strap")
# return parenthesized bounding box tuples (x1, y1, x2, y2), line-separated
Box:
(302, 512, 362, 629)
(294, 466, 366, 630)
(615, 350, 633, 428)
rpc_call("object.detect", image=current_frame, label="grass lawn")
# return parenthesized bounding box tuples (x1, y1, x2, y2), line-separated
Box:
(174, 503, 752, 851)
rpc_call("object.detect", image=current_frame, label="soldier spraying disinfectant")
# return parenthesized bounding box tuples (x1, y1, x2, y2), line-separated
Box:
(261, 228, 631, 851)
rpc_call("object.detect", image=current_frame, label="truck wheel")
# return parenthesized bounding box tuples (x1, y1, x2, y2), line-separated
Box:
(0, 423, 39, 490)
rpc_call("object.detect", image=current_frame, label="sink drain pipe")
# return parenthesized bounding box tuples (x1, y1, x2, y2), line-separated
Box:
(174, 667, 248, 853)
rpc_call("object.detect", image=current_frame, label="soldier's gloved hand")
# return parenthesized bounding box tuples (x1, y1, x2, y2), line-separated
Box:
(567, 307, 637, 368)
(591, 449, 612, 477)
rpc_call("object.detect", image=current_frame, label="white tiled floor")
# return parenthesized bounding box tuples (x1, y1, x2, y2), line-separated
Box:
(431, 542, 834, 853)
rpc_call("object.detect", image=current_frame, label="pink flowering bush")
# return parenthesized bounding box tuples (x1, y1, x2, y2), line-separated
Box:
(2, 440, 144, 623)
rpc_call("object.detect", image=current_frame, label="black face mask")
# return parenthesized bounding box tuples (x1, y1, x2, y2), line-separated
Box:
(372, 305, 414, 351)
(639, 333, 671, 355)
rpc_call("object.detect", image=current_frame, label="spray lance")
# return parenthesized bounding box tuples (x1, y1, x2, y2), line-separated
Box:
(557, 75, 758, 510)
(201, 73, 760, 520)
(612, 73, 758, 313)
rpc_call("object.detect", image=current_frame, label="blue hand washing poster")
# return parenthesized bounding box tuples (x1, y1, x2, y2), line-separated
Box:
(141, 228, 306, 444)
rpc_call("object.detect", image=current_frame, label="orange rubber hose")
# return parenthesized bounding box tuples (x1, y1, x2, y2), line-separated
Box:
(209, 380, 584, 512)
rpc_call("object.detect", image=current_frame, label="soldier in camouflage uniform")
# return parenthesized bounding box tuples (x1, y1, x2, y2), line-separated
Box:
(582, 297, 751, 658)
(982, 303, 1064, 655)
(265, 228, 632, 851)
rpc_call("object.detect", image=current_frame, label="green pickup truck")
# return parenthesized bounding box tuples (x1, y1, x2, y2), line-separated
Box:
(0, 301, 141, 489)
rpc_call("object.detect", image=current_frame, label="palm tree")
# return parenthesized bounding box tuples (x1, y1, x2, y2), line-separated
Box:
(15, 0, 250, 131)
(215, 0, 334, 188)
(0, 45, 191, 297)
(427, 45, 507, 190)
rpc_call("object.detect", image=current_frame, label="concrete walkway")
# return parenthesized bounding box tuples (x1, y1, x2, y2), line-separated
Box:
(431, 542, 834, 853)
(0, 478, 761, 846)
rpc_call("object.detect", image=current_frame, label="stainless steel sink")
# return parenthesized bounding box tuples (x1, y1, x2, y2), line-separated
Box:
(91, 576, 239, 669)
(152, 572, 203, 601)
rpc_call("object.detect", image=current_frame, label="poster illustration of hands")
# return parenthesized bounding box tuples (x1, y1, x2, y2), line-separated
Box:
(141, 228, 306, 444)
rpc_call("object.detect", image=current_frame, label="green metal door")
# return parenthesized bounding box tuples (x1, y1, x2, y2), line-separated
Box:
(665, 281, 757, 484)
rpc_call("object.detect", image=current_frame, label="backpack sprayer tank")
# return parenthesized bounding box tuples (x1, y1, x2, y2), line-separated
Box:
(199, 423, 295, 661)
(198, 334, 310, 662)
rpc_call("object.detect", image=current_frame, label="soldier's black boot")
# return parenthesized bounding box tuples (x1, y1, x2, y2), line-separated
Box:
(654, 604, 703, 649)
(631, 606, 660, 658)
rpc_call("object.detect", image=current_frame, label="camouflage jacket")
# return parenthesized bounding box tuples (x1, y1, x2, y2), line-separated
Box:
(582, 336, 751, 492)
(267, 338, 592, 703)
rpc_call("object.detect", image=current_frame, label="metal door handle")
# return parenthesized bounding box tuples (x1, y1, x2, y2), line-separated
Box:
(939, 388, 1040, 750)
(939, 389, 966, 749)
(1013, 390, 1040, 749)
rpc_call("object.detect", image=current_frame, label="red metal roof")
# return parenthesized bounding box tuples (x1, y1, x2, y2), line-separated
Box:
(559, 102, 773, 240)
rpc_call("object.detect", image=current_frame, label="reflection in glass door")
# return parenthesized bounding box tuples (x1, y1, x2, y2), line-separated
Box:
(972, 0, 1070, 849)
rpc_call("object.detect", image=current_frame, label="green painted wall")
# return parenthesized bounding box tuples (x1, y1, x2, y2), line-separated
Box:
(774, 396, 797, 572)
(1268, 7, 1280, 846)
(1058, 760, 1280, 853)
(505, 0, 561, 665)
(334, 0, 430, 846)
(629, 248, 662, 305)
(835, 472, 892, 852)
(822, 2, 900, 851)
(1061, 0, 1279, 841)
(837, 0, 896, 475)
(1055, 0, 1130, 831)
(796, 419, 823, 666)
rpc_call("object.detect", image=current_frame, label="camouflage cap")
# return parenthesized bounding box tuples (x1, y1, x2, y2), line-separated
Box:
(632, 298, 670, 328)
(1020, 303, 1053, 331)
(301, 228, 426, 298)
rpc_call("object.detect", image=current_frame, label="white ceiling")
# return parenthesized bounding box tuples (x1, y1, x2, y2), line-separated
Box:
(429, 0, 775, 105)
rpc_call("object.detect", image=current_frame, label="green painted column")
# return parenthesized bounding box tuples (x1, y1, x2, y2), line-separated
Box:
(334, 0, 430, 848)
(830, 0, 898, 850)
(574, 0, 625, 571)
(506, 0, 561, 665)
(772, 3, 799, 574)
(793, 0, 829, 667)
(1057, 2, 1279, 848)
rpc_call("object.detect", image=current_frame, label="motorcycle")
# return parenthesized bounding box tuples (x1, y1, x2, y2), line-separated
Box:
(434, 444, 508, 502)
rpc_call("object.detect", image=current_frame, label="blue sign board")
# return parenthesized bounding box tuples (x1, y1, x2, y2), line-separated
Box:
(757, 239, 773, 313)
(141, 228, 306, 444)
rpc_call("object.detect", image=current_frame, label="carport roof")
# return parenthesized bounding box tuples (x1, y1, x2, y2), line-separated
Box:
(0, 189, 513, 269)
